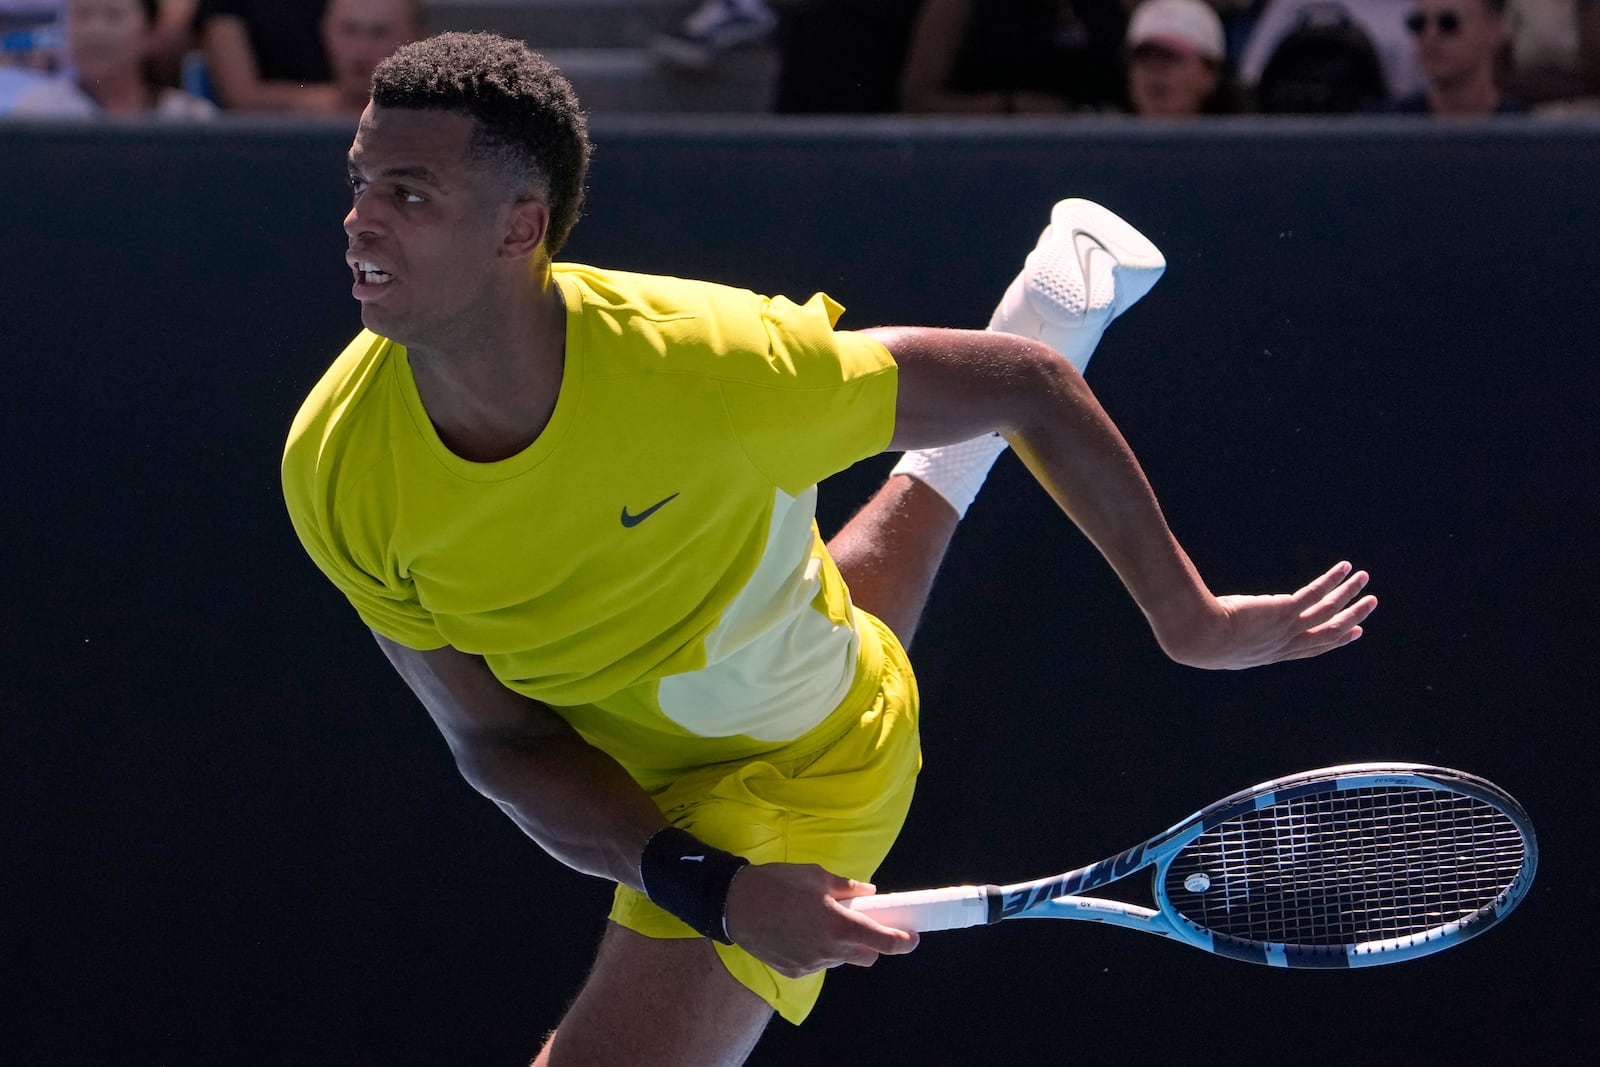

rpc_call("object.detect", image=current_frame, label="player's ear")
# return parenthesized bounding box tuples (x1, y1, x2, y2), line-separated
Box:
(501, 197, 551, 259)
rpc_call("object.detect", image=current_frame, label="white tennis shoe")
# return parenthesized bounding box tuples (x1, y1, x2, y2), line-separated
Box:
(988, 198, 1166, 373)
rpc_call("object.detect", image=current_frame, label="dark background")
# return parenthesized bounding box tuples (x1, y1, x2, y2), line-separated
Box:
(3, 118, 1596, 1064)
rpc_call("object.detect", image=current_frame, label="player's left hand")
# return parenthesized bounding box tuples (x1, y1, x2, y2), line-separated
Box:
(1157, 561, 1376, 670)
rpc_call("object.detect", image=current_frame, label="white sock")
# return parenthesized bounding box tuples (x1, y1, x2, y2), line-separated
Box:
(890, 431, 1009, 519)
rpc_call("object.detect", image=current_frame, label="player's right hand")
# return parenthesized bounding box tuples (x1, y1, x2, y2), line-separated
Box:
(722, 862, 919, 978)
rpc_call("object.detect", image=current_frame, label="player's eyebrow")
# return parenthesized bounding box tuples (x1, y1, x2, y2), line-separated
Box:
(346, 154, 448, 191)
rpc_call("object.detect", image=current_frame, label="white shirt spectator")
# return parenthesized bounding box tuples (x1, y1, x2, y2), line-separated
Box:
(10, 73, 214, 116)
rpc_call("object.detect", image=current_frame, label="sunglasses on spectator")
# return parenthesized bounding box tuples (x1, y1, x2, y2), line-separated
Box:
(1405, 10, 1462, 35)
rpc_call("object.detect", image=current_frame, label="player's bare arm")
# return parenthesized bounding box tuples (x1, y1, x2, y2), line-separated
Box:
(373, 633, 664, 885)
(868, 326, 1376, 670)
(373, 633, 916, 976)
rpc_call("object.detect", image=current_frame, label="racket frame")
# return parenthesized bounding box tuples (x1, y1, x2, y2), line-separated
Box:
(848, 763, 1537, 969)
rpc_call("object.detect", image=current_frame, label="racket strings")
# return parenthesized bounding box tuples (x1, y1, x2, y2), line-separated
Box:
(1164, 786, 1526, 949)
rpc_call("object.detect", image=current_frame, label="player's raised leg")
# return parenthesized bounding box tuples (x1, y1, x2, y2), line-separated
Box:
(826, 472, 959, 646)
(533, 924, 772, 1067)
(831, 199, 1167, 647)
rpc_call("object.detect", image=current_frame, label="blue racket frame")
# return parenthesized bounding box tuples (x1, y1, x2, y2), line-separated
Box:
(848, 763, 1537, 968)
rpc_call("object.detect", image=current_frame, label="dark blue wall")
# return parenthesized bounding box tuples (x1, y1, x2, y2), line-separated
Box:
(3, 118, 1596, 1064)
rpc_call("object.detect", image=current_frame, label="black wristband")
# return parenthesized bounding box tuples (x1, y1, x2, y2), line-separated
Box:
(639, 827, 750, 944)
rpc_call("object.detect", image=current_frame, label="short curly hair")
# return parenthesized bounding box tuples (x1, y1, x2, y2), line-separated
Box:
(370, 33, 592, 255)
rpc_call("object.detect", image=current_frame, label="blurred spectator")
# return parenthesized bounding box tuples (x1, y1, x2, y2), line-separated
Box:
(2, 0, 64, 71)
(1241, 0, 1427, 99)
(1, 1, 59, 112)
(0, 63, 41, 109)
(194, 0, 330, 111)
(321, 0, 419, 112)
(147, 0, 191, 86)
(1503, 0, 1600, 105)
(1124, 0, 1243, 114)
(194, 0, 417, 114)
(653, 0, 778, 70)
(1253, 1, 1389, 110)
(3, 0, 188, 77)
(1381, 0, 1527, 111)
(899, 0, 1131, 113)
(8, 0, 212, 116)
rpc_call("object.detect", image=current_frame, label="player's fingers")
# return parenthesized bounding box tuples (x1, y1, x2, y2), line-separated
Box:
(867, 925, 919, 956)
(831, 900, 920, 953)
(1302, 592, 1377, 637)
(1283, 599, 1376, 659)
(1293, 560, 1356, 603)
(825, 876, 878, 901)
(1295, 578, 1370, 636)
(1295, 565, 1368, 618)
(1281, 623, 1366, 661)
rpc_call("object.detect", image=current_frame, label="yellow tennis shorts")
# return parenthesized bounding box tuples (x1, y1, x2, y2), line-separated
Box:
(609, 609, 922, 1024)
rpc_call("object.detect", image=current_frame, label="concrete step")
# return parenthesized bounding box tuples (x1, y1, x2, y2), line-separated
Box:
(543, 45, 777, 113)
(422, 1, 777, 113)
(424, 0, 693, 50)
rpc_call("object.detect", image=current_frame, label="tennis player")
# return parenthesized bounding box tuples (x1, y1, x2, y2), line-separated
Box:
(281, 32, 1376, 1066)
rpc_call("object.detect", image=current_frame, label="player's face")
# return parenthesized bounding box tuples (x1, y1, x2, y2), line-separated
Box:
(343, 104, 515, 346)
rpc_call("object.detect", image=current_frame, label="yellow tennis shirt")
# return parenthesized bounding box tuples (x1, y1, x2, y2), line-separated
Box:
(282, 264, 900, 779)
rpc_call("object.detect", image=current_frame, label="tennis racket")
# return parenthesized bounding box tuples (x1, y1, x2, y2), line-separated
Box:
(845, 763, 1536, 967)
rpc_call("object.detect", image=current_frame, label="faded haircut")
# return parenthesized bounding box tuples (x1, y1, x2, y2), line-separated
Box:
(370, 32, 592, 255)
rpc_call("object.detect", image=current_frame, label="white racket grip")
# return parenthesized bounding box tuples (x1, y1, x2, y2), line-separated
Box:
(844, 885, 999, 933)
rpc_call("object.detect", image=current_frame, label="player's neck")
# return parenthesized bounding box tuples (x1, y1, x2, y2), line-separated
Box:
(406, 265, 567, 464)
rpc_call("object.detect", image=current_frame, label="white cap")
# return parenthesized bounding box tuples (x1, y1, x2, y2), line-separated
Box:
(1126, 0, 1226, 62)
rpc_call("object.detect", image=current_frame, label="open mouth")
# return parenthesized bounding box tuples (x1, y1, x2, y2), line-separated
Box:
(354, 261, 393, 285)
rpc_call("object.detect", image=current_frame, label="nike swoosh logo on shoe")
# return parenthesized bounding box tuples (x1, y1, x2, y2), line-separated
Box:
(1073, 230, 1117, 316)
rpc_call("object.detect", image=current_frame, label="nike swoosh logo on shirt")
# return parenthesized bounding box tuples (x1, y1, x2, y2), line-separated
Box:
(620, 493, 680, 528)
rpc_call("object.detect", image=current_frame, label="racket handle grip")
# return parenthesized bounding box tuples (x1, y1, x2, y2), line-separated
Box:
(844, 885, 1002, 932)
